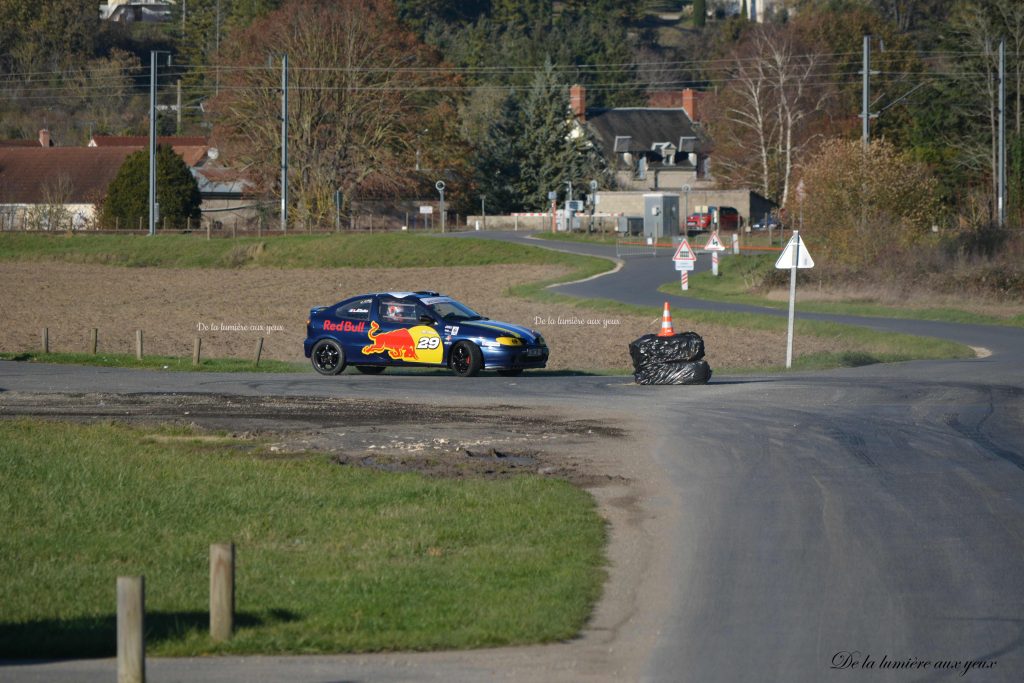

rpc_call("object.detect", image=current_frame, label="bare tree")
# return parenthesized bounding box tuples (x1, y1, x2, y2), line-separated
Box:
(707, 26, 828, 208)
(26, 173, 74, 230)
(209, 0, 451, 228)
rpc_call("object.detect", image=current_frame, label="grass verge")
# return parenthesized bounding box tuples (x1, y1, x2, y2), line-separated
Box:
(0, 419, 606, 658)
(0, 352, 305, 373)
(0, 232, 605, 270)
(656, 254, 1024, 327)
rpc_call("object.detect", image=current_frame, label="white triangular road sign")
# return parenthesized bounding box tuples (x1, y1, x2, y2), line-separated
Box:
(775, 233, 815, 269)
(703, 231, 726, 251)
(672, 237, 695, 261)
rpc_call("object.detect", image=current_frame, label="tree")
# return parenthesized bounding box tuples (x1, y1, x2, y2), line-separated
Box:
(693, 0, 706, 28)
(475, 61, 609, 212)
(800, 138, 940, 267)
(706, 25, 828, 208)
(100, 146, 201, 229)
(209, 0, 455, 228)
(0, 0, 98, 73)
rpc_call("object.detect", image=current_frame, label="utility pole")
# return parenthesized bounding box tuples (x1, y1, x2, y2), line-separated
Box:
(280, 54, 288, 231)
(862, 35, 870, 150)
(998, 38, 1006, 227)
(148, 51, 169, 237)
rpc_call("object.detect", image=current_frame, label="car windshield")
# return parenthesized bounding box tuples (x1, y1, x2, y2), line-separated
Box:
(426, 298, 485, 321)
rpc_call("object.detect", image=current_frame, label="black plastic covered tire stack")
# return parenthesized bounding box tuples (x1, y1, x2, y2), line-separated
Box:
(629, 332, 712, 385)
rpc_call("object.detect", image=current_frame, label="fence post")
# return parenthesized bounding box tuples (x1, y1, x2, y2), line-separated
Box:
(206, 220, 211, 241)
(90, 328, 98, 354)
(117, 576, 145, 683)
(41, 328, 49, 354)
(193, 336, 202, 366)
(253, 337, 264, 367)
(135, 330, 143, 360)
(210, 543, 235, 642)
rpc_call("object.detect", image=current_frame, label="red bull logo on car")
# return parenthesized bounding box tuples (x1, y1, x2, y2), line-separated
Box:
(361, 321, 443, 363)
(324, 320, 365, 333)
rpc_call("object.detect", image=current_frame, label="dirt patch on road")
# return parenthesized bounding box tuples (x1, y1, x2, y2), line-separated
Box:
(0, 262, 827, 371)
(0, 391, 629, 485)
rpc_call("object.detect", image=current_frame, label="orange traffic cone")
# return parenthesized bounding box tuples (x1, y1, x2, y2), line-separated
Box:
(657, 301, 676, 337)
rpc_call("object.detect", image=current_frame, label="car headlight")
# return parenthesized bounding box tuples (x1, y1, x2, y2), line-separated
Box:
(496, 336, 524, 346)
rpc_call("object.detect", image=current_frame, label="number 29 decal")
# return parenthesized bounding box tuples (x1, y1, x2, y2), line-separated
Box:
(417, 336, 440, 350)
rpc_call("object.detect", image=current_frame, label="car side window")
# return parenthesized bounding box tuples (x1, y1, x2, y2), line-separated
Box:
(337, 298, 372, 320)
(379, 299, 416, 324)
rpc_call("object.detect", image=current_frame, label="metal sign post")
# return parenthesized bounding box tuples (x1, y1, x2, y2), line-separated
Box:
(775, 230, 815, 368)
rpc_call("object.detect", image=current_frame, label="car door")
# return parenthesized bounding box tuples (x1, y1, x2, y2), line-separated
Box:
(360, 296, 444, 366)
(329, 297, 374, 360)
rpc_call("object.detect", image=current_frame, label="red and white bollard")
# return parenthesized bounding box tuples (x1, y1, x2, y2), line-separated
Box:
(711, 252, 719, 276)
(680, 271, 689, 290)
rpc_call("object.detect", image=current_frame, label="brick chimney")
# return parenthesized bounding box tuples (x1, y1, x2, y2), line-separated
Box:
(681, 88, 702, 122)
(570, 84, 586, 121)
(39, 129, 52, 147)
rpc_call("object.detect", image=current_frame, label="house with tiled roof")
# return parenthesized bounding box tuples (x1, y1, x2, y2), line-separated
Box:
(0, 146, 138, 229)
(570, 85, 713, 192)
(0, 131, 257, 230)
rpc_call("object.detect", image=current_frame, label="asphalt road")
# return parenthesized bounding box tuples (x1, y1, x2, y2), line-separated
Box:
(2, 232, 1023, 682)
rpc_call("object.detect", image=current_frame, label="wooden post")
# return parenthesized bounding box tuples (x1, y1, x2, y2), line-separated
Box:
(209, 543, 235, 642)
(232, 220, 236, 239)
(89, 328, 98, 354)
(41, 327, 49, 354)
(253, 337, 264, 367)
(192, 336, 202, 366)
(206, 220, 211, 241)
(135, 330, 143, 360)
(117, 576, 145, 683)
(116, 217, 120, 231)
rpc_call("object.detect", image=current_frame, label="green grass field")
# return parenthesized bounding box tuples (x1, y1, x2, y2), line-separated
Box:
(0, 232, 603, 270)
(0, 419, 606, 658)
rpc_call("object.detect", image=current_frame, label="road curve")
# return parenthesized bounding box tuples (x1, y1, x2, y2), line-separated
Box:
(2, 231, 1023, 682)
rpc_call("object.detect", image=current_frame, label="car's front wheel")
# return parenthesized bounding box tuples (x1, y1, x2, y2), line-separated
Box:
(311, 339, 346, 375)
(450, 341, 483, 377)
(355, 365, 386, 375)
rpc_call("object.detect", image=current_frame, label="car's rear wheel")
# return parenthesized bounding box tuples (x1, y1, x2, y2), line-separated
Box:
(450, 341, 483, 377)
(355, 365, 386, 375)
(311, 339, 346, 375)
(496, 368, 523, 377)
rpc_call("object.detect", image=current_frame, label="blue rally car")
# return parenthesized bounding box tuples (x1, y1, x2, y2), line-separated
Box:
(304, 291, 548, 377)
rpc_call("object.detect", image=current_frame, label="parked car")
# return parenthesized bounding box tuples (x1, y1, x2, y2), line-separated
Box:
(685, 212, 713, 230)
(686, 207, 740, 230)
(304, 291, 548, 377)
(751, 215, 783, 231)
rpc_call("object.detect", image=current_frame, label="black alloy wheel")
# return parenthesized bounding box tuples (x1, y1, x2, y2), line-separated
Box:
(311, 339, 346, 375)
(450, 341, 483, 377)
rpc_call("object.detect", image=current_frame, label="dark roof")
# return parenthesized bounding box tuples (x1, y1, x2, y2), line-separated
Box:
(91, 135, 207, 147)
(585, 108, 712, 156)
(0, 148, 136, 204)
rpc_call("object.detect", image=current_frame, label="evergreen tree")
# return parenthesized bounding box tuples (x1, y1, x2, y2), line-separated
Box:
(693, 0, 706, 28)
(101, 146, 201, 229)
(476, 61, 609, 211)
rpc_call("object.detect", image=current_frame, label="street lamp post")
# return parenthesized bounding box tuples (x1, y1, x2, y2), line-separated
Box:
(480, 195, 486, 230)
(436, 180, 446, 233)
